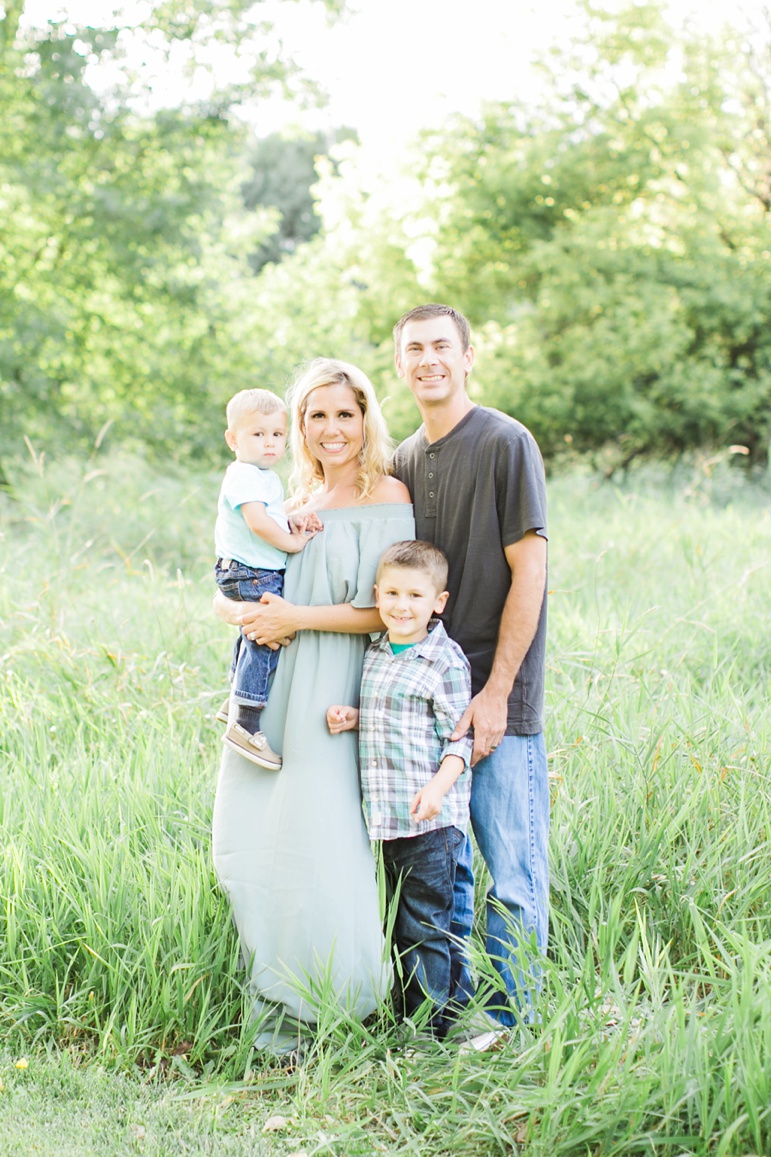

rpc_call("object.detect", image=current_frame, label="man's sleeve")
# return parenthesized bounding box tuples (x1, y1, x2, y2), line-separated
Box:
(496, 429, 548, 549)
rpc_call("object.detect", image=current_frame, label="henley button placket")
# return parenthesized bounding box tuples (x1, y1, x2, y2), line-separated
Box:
(425, 448, 438, 516)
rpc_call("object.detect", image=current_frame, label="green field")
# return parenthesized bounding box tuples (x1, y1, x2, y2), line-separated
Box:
(1, 452, 770, 1156)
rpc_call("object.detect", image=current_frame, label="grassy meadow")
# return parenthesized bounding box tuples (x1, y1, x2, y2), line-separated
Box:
(1, 449, 770, 1156)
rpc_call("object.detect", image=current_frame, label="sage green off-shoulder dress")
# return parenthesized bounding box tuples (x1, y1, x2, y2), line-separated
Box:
(212, 504, 415, 1054)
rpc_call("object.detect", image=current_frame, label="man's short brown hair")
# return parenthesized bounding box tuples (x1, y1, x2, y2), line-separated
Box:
(392, 304, 471, 354)
(376, 539, 449, 592)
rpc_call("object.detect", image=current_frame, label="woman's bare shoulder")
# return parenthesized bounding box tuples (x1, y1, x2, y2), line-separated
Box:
(367, 475, 412, 505)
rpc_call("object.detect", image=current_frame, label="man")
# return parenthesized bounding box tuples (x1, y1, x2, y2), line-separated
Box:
(392, 303, 549, 1027)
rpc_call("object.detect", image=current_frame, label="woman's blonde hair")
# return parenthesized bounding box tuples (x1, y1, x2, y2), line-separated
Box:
(287, 358, 394, 504)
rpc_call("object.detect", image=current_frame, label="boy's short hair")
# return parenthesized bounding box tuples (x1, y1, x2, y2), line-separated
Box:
(226, 388, 287, 429)
(392, 303, 471, 353)
(376, 540, 449, 592)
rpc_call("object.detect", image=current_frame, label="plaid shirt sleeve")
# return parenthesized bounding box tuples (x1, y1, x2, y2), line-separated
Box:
(432, 655, 473, 770)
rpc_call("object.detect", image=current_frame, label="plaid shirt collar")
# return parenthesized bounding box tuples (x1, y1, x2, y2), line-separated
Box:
(374, 618, 449, 660)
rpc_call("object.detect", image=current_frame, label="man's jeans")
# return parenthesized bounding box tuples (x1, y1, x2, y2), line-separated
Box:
(214, 560, 284, 708)
(383, 825, 465, 1035)
(451, 733, 550, 1026)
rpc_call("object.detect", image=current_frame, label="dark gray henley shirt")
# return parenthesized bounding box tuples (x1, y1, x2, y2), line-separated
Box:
(394, 405, 547, 735)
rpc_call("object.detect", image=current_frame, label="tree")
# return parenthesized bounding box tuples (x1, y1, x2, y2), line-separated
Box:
(248, 2, 771, 467)
(0, 0, 343, 466)
(415, 4, 771, 466)
(241, 128, 357, 271)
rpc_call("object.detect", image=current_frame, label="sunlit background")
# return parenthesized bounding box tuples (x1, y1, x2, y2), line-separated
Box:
(4, 0, 771, 472)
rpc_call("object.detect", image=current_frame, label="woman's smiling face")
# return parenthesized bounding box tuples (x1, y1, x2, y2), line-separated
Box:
(302, 383, 365, 473)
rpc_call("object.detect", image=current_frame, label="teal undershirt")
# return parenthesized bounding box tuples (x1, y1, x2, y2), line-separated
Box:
(389, 640, 420, 654)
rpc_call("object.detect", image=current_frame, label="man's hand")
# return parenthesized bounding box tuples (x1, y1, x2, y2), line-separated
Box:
(326, 705, 359, 733)
(410, 780, 447, 824)
(451, 686, 508, 766)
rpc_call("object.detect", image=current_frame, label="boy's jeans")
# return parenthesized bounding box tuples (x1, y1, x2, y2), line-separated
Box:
(383, 824, 465, 1036)
(450, 734, 550, 1026)
(214, 560, 284, 709)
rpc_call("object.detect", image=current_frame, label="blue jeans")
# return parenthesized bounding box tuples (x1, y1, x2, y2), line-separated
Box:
(383, 825, 465, 1036)
(214, 560, 284, 708)
(451, 734, 550, 1026)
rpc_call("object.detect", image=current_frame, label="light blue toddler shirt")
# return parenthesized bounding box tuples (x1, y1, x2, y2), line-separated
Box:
(214, 461, 289, 570)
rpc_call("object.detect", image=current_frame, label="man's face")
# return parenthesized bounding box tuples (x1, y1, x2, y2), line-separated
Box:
(395, 315, 474, 410)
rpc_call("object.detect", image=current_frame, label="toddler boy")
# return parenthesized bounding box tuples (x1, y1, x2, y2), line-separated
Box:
(327, 539, 472, 1035)
(215, 388, 313, 770)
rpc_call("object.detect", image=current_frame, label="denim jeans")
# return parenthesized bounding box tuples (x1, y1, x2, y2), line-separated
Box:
(450, 733, 550, 1026)
(383, 825, 465, 1035)
(214, 560, 284, 708)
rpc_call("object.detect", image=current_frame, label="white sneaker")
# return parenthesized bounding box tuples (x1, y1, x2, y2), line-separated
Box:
(223, 722, 282, 770)
(458, 1027, 508, 1054)
(449, 1010, 510, 1055)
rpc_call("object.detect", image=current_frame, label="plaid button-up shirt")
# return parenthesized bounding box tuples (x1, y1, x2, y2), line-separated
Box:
(359, 621, 473, 840)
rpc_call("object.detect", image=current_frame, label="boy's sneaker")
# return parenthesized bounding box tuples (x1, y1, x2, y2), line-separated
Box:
(215, 698, 230, 724)
(223, 722, 282, 770)
(457, 1026, 508, 1055)
(448, 1010, 509, 1055)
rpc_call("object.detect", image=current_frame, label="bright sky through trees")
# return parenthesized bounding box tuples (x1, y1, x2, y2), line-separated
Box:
(20, 0, 757, 156)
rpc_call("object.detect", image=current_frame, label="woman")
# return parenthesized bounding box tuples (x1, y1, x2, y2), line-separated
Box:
(212, 358, 414, 1056)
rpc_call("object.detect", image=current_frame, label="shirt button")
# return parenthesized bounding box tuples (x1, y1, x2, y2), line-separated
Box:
(429, 452, 435, 458)
(428, 472, 434, 479)
(429, 492, 435, 498)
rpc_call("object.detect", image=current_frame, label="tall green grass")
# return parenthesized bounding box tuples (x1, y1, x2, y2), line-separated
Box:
(1, 451, 770, 1154)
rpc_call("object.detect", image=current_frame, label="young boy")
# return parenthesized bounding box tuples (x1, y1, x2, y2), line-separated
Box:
(327, 539, 472, 1036)
(215, 388, 313, 770)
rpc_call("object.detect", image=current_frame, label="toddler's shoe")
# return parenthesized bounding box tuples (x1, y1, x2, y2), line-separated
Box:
(215, 698, 230, 724)
(223, 722, 282, 770)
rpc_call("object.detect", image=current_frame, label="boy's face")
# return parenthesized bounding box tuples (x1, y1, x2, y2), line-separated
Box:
(375, 564, 449, 646)
(225, 410, 288, 468)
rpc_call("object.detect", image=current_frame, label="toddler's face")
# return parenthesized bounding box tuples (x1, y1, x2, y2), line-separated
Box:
(226, 410, 288, 468)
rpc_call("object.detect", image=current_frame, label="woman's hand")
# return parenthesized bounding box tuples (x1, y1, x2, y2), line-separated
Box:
(240, 591, 300, 646)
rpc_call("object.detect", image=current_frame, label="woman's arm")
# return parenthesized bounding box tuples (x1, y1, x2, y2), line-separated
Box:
(244, 594, 382, 644)
(215, 589, 383, 645)
(214, 589, 245, 625)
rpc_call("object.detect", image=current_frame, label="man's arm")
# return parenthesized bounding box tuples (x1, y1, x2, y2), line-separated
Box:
(450, 529, 547, 765)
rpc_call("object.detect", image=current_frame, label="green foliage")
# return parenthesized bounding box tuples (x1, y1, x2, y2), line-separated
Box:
(419, 7, 771, 465)
(6, 1, 771, 472)
(242, 128, 357, 271)
(245, 4, 771, 466)
(0, 2, 340, 469)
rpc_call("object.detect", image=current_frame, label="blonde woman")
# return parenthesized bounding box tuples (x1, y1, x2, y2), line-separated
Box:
(212, 358, 414, 1058)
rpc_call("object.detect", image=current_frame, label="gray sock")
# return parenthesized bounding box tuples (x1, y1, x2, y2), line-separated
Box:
(236, 704, 262, 735)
